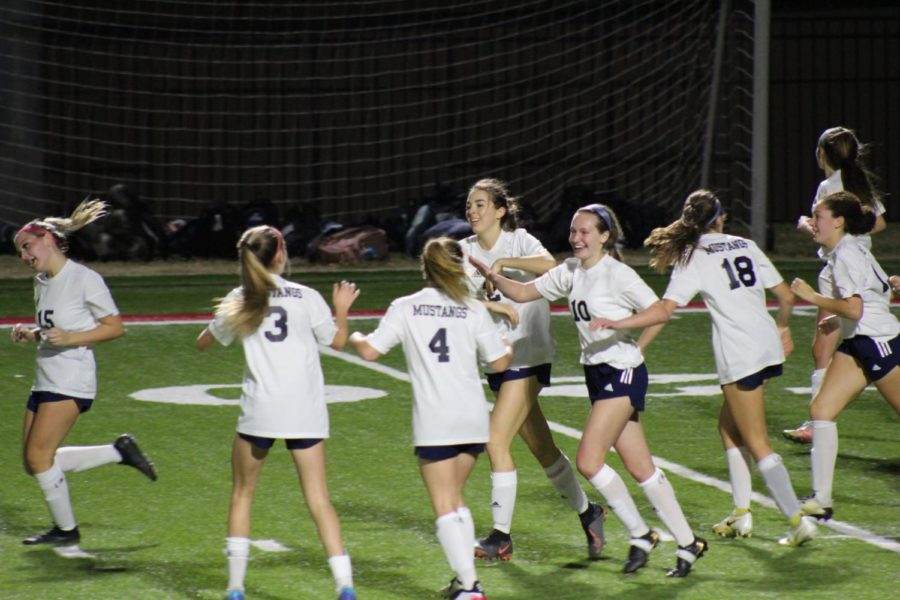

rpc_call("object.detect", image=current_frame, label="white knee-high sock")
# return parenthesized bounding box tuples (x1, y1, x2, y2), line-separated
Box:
(225, 536, 250, 592)
(725, 446, 753, 510)
(35, 463, 76, 531)
(810, 368, 827, 401)
(55, 444, 121, 473)
(757, 453, 801, 519)
(328, 553, 353, 591)
(588, 464, 648, 538)
(639, 468, 694, 547)
(811, 420, 838, 506)
(456, 505, 475, 550)
(436, 512, 477, 588)
(490, 470, 517, 534)
(544, 453, 589, 514)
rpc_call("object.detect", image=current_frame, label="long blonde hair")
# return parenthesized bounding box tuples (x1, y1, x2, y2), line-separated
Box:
(644, 189, 721, 273)
(421, 237, 468, 304)
(16, 198, 108, 253)
(215, 225, 283, 337)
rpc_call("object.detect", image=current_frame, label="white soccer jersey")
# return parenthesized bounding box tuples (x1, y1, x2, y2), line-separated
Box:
(31, 260, 119, 398)
(364, 287, 508, 446)
(663, 233, 785, 384)
(208, 275, 338, 438)
(812, 170, 886, 251)
(823, 235, 899, 342)
(533, 255, 657, 369)
(461, 228, 555, 371)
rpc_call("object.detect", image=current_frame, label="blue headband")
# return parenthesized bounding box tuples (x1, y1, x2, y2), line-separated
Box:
(583, 204, 613, 232)
(706, 198, 722, 227)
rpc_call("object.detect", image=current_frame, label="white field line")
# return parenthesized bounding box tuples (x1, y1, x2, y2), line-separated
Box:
(32, 312, 899, 554)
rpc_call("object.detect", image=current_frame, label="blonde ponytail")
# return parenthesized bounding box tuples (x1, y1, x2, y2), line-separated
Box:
(215, 226, 282, 337)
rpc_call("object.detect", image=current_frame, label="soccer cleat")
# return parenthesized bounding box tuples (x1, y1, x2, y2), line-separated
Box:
(579, 502, 607, 559)
(337, 586, 357, 600)
(225, 591, 245, 600)
(622, 529, 659, 574)
(115, 433, 158, 481)
(712, 509, 753, 538)
(778, 515, 818, 547)
(22, 525, 80, 546)
(782, 421, 813, 444)
(449, 580, 487, 600)
(440, 577, 464, 599)
(799, 496, 833, 521)
(666, 536, 708, 577)
(474, 528, 512, 561)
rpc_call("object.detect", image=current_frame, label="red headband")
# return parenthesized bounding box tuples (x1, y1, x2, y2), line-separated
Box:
(15, 223, 51, 240)
(270, 226, 284, 253)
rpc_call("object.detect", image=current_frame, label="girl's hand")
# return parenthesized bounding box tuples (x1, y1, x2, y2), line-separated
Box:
(790, 278, 815, 302)
(468, 256, 491, 279)
(797, 215, 814, 236)
(43, 328, 70, 346)
(889, 275, 900, 295)
(332, 281, 361, 311)
(588, 317, 618, 331)
(10, 324, 37, 343)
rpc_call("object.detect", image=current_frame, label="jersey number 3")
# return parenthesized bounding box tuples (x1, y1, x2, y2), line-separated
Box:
(721, 256, 757, 289)
(429, 328, 450, 362)
(264, 306, 288, 342)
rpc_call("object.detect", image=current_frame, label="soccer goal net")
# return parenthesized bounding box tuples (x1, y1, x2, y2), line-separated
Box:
(0, 0, 755, 245)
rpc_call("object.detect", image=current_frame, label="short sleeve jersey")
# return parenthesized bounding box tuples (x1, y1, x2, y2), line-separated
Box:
(533, 255, 657, 368)
(208, 275, 337, 438)
(364, 287, 508, 446)
(663, 233, 785, 384)
(460, 228, 555, 371)
(813, 170, 886, 252)
(32, 260, 119, 398)
(823, 235, 899, 342)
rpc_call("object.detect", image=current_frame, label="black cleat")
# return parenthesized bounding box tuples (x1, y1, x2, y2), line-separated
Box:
(666, 536, 708, 577)
(474, 528, 513, 561)
(579, 502, 607, 559)
(115, 433, 157, 481)
(623, 529, 659, 573)
(23, 525, 80, 546)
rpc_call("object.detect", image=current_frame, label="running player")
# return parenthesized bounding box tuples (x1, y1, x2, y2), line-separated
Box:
(593, 190, 816, 547)
(349, 237, 511, 600)
(786, 126, 887, 443)
(461, 178, 605, 561)
(790, 191, 900, 521)
(469, 205, 707, 577)
(196, 225, 359, 600)
(11, 199, 157, 547)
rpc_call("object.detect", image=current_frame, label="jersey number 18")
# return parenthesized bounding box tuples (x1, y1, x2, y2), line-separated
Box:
(721, 256, 757, 289)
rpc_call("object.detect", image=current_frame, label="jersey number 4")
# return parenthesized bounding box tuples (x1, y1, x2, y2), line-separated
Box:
(721, 256, 757, 289)
(429, 328, 450, 362)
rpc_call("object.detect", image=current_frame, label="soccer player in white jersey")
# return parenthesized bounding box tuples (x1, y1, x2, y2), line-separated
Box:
(786, 126, 888, 443)
(470, 205, 707, 578)
(460, 179, 605, 562)
(790, 191, 900, 521)
(349, 237, 511, 600)
(196, 225, 360, 600)
(11, 200, 157, 547)
(593, 190, 817, 547)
